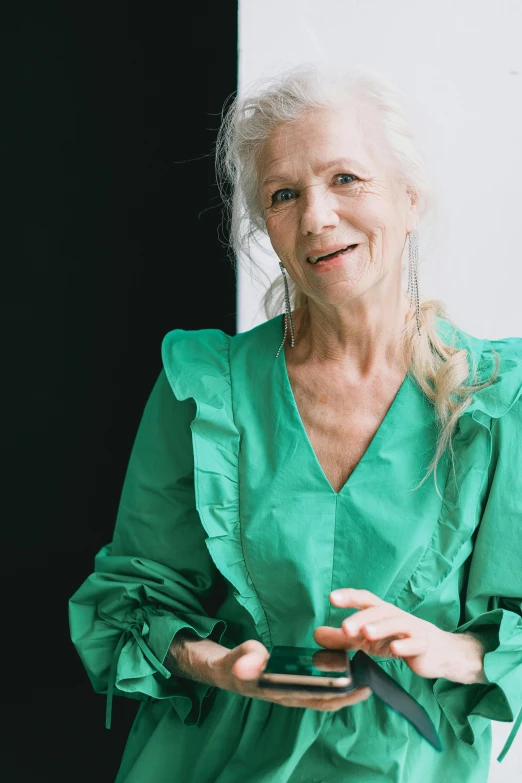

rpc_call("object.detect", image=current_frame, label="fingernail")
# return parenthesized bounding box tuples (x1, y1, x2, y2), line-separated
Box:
(330, 590, 342, 601)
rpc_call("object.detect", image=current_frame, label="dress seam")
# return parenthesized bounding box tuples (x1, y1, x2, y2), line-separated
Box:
(229, 334, 273, 648)
(392, 453, 453, 609)
(326, 494, 340, 627)
(405, 414, 493, 614)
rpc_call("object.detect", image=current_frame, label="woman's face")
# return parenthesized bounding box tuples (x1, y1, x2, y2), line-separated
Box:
(258, 105, 418, 308)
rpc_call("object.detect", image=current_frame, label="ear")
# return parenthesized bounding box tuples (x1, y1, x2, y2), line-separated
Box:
(405, 185, 420, 234)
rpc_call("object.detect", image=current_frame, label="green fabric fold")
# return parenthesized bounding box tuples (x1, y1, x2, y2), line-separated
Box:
(69, 550, 229, 728)
(161, 328, 272, 648)
(433, 608, 522, 761)
(429, 333, 522, 763)
(69, 367, 231, 728)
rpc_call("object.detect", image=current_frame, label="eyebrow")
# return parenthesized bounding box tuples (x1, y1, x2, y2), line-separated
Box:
(261, 158, 370, 187)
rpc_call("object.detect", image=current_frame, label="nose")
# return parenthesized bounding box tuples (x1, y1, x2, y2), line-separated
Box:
(299, 187, 339, 236)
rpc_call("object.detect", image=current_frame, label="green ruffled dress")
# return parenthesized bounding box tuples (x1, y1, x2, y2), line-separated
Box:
(69, 313, 522, 782)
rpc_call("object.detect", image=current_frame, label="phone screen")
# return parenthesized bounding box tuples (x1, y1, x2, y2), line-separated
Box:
(261, 645, 352, 685)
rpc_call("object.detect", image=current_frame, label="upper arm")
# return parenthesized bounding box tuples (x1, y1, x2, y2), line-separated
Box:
(111, 368, 225, 611)
(465, 397, 522, 616)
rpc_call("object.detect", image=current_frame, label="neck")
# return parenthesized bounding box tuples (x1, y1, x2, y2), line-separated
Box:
(291, 294, 411, 380)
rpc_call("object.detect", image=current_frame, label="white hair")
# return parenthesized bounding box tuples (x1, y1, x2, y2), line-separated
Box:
(215, 63, 499, 496)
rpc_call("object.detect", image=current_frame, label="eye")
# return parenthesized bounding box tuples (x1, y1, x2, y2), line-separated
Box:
(335, 173, 357, 185)
(269, 173, 357, 205)
(271, 188, 296, 204)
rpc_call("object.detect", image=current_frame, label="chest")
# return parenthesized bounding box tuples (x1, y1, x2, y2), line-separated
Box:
(233, 344, 452, 648)
(287, 367, 407, 493)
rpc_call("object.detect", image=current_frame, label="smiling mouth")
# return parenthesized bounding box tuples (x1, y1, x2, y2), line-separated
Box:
(307, 245, 358, 264)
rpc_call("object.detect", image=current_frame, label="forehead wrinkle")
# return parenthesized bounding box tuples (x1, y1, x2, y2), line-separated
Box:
(259, 107, 379, 188)
(259, 120, 307, 188)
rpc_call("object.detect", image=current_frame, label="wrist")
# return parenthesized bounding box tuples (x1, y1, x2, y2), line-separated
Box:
(186, 636, 229, 688)
(441, 631, 489, 684)
(167, 632, 227, 687)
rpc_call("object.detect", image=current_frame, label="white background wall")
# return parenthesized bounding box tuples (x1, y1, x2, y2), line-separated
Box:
(238, 1, 521, 779)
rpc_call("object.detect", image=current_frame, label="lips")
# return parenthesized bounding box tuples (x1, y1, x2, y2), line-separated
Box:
(307, 244, 358, 264)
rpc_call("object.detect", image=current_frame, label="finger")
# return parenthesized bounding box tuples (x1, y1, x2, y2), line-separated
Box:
(233, 657, 265, 681)
(259, 687, 347, 702)
(264, 686, 372, 710)
(330, 588, 384, 609)
(313, 625, 353, 649)
(359, 616, 414, 642)
(231, 644, 270, 681)
(311, 687, 373, 711)
(390, 637, 427, 657)
(341, 606, 397, 637)
(338, 686, 373, 706)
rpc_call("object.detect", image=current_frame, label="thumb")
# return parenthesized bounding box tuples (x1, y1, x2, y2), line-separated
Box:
(230, 640, 270, 681)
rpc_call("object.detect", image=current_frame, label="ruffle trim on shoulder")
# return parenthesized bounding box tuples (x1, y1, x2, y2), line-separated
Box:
(464, 336, 522, 422)
(436, 318, 522, 422)
(395, 330, 522, 614)
(161, 329, 272, 648)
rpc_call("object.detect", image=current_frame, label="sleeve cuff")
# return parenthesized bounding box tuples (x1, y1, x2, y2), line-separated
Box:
(433, 608, 522, 762)
(154, 612, 228, 727)
(110, 609, 227, 729)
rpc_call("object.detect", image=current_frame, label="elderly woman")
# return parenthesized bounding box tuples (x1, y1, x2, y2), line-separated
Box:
(69, 65, 522, 782)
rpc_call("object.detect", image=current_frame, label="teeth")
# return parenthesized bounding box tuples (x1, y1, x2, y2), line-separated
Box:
(308, 245, 354, 264)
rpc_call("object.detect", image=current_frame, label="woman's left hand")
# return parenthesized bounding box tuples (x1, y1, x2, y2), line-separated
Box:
(313, 588, 456, 680)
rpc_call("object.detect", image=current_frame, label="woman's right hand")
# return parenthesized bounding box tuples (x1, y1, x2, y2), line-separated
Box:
(176, 635, 372, 711)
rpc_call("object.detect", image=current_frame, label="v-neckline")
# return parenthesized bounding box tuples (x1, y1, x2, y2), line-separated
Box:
(276, 313, 411, 496)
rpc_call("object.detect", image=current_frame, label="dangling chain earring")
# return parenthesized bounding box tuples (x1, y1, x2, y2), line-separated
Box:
(407, 228, 422, 336)
(275, 261, 295, 359)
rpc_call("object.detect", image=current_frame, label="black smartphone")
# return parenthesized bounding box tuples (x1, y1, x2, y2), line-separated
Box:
(258, 645, 442, 752)
(257, 645, 356, 694)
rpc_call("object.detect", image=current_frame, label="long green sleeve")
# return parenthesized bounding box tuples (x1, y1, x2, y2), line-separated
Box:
(433, 395, 522, 761)
(69, 369, 228, 728)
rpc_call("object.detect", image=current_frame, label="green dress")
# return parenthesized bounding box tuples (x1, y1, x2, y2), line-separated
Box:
(69, 313, 522, 782)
